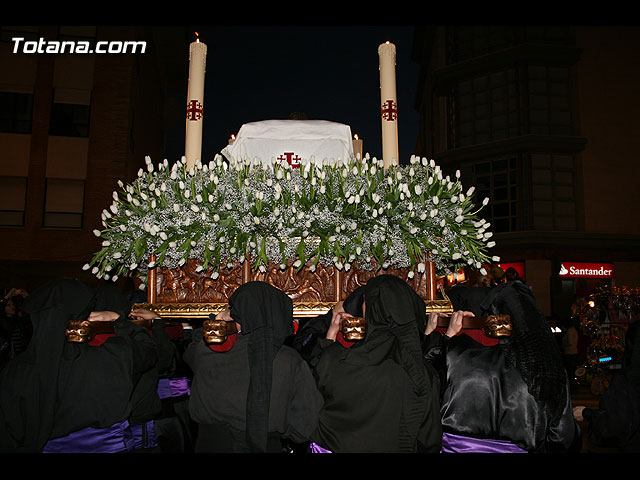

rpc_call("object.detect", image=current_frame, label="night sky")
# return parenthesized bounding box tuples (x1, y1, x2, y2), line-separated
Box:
(169, 25, 420, 165)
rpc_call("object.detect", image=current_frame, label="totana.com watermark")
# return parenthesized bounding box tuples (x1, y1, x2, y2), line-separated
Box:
(11, 37, 146, 54)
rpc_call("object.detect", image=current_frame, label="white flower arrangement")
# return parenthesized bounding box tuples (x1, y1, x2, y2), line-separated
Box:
(84, 153, 499, 284)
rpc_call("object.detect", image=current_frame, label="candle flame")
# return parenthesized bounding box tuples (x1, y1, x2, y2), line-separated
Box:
(195, 31, 199, 42)
(354, 134, 359, 140)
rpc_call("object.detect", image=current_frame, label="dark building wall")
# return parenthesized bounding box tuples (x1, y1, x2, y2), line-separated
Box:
(412, 26, 640, 315)
(0, 26, 188, 292)
(573, 26, 640, 235)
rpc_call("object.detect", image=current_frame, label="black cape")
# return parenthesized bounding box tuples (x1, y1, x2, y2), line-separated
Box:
(423, 280, 579, 452)
(184, 281, 323, 452)
(445, 284, 492, 316)
(94, 285, 163, 428)
(582, 320, 640, 452)
(0, 278, 156, 453)
(292, 285, 365, 364)
(312, 274, 442, 453)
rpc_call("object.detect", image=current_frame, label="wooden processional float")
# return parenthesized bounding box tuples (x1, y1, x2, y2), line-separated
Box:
(136, 253, 449, 319)
(127, 253, 511, 344)
(73, 38, 511, 344)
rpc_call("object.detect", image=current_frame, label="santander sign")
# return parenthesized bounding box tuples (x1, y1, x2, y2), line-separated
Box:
(558, 262, 615, 279)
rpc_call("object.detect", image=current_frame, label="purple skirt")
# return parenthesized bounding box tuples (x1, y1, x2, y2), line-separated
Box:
(441, 432, 527, 453)
(309, 442, 332, 453)
(157, 377, 191, 399)
(42, 419, 135, 453)
(131, 419, 158, 450)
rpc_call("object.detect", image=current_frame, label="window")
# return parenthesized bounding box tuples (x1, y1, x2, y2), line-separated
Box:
(0, 176, 27, 226)
(451, 69, 520, 148)
(49, 88, 91, 137)
(523, 26, 573, 45)
(43, 178, 85, 228)
(0, 26, 39, 43)
(57, 26, 97, 45)
(452, 26, 517, 62)
(530, 153, 576, 230)
(450, 26, 573, 63)
(473, 156, 520, 233)
(0, 91, 33, 134)
(527, 66, 573, 136)
(49, 102, 91, 137)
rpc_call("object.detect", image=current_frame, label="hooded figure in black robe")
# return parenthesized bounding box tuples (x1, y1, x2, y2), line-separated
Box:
(129, 297, 197, 453)
(423, 280, 579, 453)
(292, 285, 365, 364)
(573, 320, 640, 452)
(0, 278, 157, 453)
(184, 281, 323, 453)
(311, 274, 442, 453)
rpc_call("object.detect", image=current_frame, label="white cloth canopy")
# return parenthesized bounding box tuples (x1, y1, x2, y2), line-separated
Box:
(221, 119, 355, 167)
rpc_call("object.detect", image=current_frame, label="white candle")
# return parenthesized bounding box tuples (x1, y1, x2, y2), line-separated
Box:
(352, 134, 363, 161)
(185, 34, 207, 169)
(378, 41, 399, 169)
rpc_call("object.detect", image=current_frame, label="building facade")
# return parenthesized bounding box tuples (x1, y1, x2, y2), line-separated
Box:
(412, 26, 640, 318)
(0, 25, 189, 292)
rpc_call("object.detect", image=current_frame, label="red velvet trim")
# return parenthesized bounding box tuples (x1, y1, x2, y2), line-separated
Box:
(335, 331, 355, 348)
(434, 327, 498, 347)
(208, 333, 238, 352)
(89, 333, 115, 346)
(164, 323, 184, 339)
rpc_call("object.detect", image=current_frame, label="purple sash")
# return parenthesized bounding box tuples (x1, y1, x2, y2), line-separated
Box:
(441, 432, 527, 453)
(131, 420, 158, 450)
(169, 377, 191, 397)
(157, 378, 172, 399)
(309, 442, 332, 453)
(42, 419, 135, 453)
(157, 377, 191, 399)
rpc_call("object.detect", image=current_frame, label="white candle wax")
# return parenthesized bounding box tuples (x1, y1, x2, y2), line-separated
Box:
(185, 37, 207, 169)
(378, 41, 399, 169)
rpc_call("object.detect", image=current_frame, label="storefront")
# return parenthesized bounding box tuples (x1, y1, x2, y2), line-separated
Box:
(559, 261, 615, 296)
(497, 261, 526, 282)
(558, 262, 638, 391)
(551, 261, 615, 321)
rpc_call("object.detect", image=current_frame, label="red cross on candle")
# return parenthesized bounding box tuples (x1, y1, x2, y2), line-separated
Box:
(381, 99, 397, 121)
(277, 152, 301, 168)
(186, 99, 203, 121)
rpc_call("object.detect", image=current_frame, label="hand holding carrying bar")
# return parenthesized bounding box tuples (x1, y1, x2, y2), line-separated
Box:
(65, 312, 154, 343)
(426, 311, 512, 339)
(202, 308, 239, 344)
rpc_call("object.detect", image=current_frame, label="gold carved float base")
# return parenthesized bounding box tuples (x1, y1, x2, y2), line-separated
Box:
(141, 258, 453, 320)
